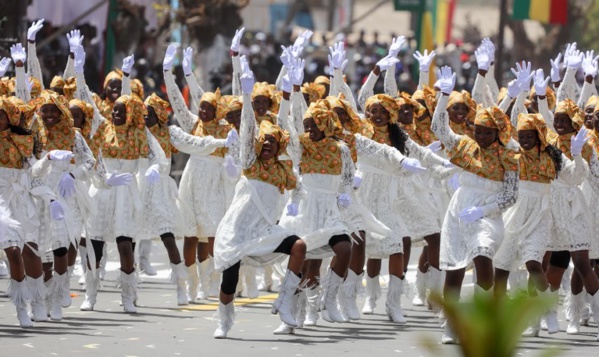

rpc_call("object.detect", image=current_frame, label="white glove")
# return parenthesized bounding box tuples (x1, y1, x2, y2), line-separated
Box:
(27, 19, 45, 42)
(401, 157, 426, 173)
(376, 55, 399, 72)
(511, 61, 533, 91)
(565, 43, 583, 70)
(0, 57, 11, 77)
(225, 129, 239, 148)
(286, 203, 299, 216)
(280, 45, 294, 69)
(163, 43, 179, 71)
(289, 58, 305, 86)
(239, 55, 250, 75)
(413, 49, 436, 72)
(449, 172, 460, 191)
(66, 29, 84, 53)
(122, 54, 135, 75)
(387, 36, 405, 58)
(533, 69, 550, 96)
(223, 155, 239, 179)
(474, 45, 492, 71)
(293, 30, 313, 50)
(58, 172, 76, 198)
(337, 193, 351, 208)
(506, 79, 520, 99)
(48, 150, 74, 161)
(426, 141, 442, 153)
(328, 41, 348, 70)
(230, 27, 245, 53)
(74, 46, 86, 74)
(27, 78, 34, 95)
(240, 58, 255, 95)
(437, 66, 456, 95)
(582, 50, 599, 78)
(443, 160, 455, 168)
(281, 73, 293, 93)
(459, 206, 484, 223)
(105, 172, 133, 186)
(481, 38, 496, 63)
(145, 164, 160, 184)
(290, 45, 303, 59)
(571, 126, 589, 156)
(183, 47, 193, 76)
(353, 174, 363, 189)
(50, 200, 64, 221)
(550, 53, 562, 82)
(10, 43, 26, 65)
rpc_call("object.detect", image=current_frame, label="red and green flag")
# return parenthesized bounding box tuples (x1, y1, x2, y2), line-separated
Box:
(512, 0, 568, 25)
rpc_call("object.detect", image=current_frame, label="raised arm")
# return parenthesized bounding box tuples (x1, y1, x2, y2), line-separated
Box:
(278, 69, 301, 166)
(71, 131, 97, 179)
(472, 44, 493, 106)
(481, 38, 499, 102)
(120, 54, 135, 96)
(182, 46, 204, 115)
(413, 49, 436, 90)
(431, 67, 461, 151)
(11, 44, 30, 102)
(229, 27, 245, 96)
(163, 44, 198, 133)
(558, 44, 583, 102)
(169, 125, 226, 155)
(26, 20, 45, 90)
(405, 138, 450, 167)
(73, 47, 106, 138)
(239, 61, 259, 169)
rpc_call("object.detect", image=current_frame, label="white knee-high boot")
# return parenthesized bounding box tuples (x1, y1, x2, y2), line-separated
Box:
(412, 269, 428, 306)
(386, 275, 407, 324)
(119, 270, 138, 313)
(362, 275, 381, 314)
(198, 258, 213, 300)
(319, 269, 345, 323)
(304, 286, 320, 326)
(213, 302, 235, 339)
(138, 240, 157, 276)
(170, 262, 189, 306)
(62, 266, 73, 308)
(244, 266, 258, 299)
(272, 270, 301, 326)
(77, 245, 87, 285)
(50, 272, 68, 321)
(428, 267, 444, 313)
(566, 291, 588, 334)
(27, 275, 47, 322)
(186, 263, 200, 302)
(8, 278, 33, 327)
(80, 269, 100, 311)
(338, 270, 362, 321)
(587, 291, 599, 341)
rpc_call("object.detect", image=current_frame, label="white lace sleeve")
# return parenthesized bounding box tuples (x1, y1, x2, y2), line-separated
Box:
(231, 55, 242, 96)
(511, 90, 529, 130)
(71, 131, 96, 179)
(471, 73, 487, 106)
(15, 66, 30, 102)
(26, 41, 44, 90)
(335, 69, 358, 112)
(329, 73, 339, 97)
(186, 72, 204, 115)
(75, 72, 107, 138)
(431, 94, 461, 151)
(487, 64, 500, 103)
(357, 71, 379, 113)
(498, 94, 512, 113)
(384, 65, 398, 97)
(586, 151, 599, 193)
(481, 170, 519, 216)
(406, 138, 447, 167)
(276, 98, 300, 166)
(165, 70, 198, 133)
(145, 127, 169, 170)
(340, 143, 355, 194)
(121, 73, 132, 95)
(275, 66, 287, 92)
(577, 80, 594, 108)
(557, 67, 579, 102)
(291, 91, 306, 135)
(90, 150, 110, 189)
(169, 125, 226, 156)
(240, 93, 257, 169)
(355, 134, 407, 175)
(537, 96, 555, 130)
(63, 55, 75, 79)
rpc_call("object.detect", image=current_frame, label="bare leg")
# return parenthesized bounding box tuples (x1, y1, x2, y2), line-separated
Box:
(22, 243, 43, 279)
(184, 236, 199, 267)
(331, 241, 351, 278)
(116, 237, 135, 274)
(473, 255, 494, 290)
(571, 250, 599, 295)
(526, 260, 549, 292)
(402, 237, 411, 274)
(494, 268, 510, 297)
(160, 233, 182, 264)
(197, 241, 209, 263)
(4, 247, 25, 281)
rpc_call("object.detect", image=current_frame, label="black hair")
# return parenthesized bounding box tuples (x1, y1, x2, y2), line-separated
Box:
(544, 143, 563, 177)
(388, 122, 410, 155)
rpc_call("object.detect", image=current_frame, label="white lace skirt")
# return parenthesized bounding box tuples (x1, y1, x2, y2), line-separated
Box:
(178, 155, 226, 240)
(279, 173, 349, 260)
(580, 180, 599, 258)
(0, 168, 40, 249)
(395, 174, 441, 241)
(214, 178, 294, 272)
(547, 180, 592, 252)
(440, 172, 504, 271)
(494, 181, 551, 271)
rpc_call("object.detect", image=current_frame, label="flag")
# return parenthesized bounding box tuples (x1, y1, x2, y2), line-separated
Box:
(512, 0, 568, 25)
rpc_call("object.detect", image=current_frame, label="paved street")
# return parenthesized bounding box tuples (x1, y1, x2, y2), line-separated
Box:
(0, 243, 597, 357)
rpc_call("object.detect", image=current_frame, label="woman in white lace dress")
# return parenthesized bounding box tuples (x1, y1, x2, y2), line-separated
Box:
(431, 67, 520, 344)
(212, 68, 306, 338)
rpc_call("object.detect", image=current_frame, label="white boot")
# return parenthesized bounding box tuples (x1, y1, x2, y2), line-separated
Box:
(295, 290, 307, 328)
(587, 291, 599, 341)
(319, 269, 345, 323)
(244, 266, 259, 299)
(441, 322, 458, 344)
(80, 269, 100, 311)
(542, 289, 560, 334)
(198, 258, 212, 300)
(77, 245, 87, 285)
(62, 266, 73, 308)
(170, 262, 189, 306)
(427, 267, 444, 313)
(566, 291, 587, 334)
(213, 302, 235, 339)
(50, 272, 68, 321)
(209, 261, 221, 297)
(274, 292, 300, 335)
(119, 270, 138, 313)
(260, 265, 274, 292)
(362, 275, 381, 314)
(138, 240, 157, 276)
(8, 278, 33, 327)
(44, 277, 52, 316)
(412, 269, 428, 306)
(27, 275, 47, 322)
(523, 289, 547, 337)
(386, 275, 407, 324)
(272, 270, 301, 326)
(338, 270, 362, 321)
(99, 245, 107, 281)
(304, 286, 320, 326)
(186, 263, 200, 302)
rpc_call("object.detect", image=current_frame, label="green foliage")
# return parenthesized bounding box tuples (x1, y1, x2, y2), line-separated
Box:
(580, 2, 599, 51)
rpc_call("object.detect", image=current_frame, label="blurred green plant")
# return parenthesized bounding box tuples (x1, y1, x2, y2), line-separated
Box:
(423, 291, 561, 357)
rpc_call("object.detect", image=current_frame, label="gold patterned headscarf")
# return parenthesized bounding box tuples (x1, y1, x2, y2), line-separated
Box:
(62, 77, 77, 100)
(221, 95, 242, 116)
(325, 94, 371, 136)
(529, 86, 556, 111)
(0, 97, 22, 126)
(314, 76, 330, 86)
(365, 94, 399, 124)
(474, 105, 511, 146)
(0, 77, 10, 96)
(416, 85, 437, 117)
(50, 76, 65, 90)
(69, 99, 94, 137)
(301, 82, 326, 104)
(586, 95, 599, 110)
(555, 99, 584, 130)
(103, 69, 123, 89)
(200, 88, 224, 119)
(448, 90, 477, 122)
(144, 93, 170, 125)
(7, 97, 36, 127)
(517, 113, 549, 150)
(396, 91, 418, 110)
(131, 79, 144, 100)
(116, 94, 147, 128)
(255, 120, 289, 157)
(304, 100, 343, 137)
(36, 90, 74, 127)
(497, 87, 508, 104)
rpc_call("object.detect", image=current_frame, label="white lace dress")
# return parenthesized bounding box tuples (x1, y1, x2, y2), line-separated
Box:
(137, 126, 225, 240)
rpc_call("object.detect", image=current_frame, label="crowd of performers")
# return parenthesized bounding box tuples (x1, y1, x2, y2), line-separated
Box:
(2, 20, 599, 344)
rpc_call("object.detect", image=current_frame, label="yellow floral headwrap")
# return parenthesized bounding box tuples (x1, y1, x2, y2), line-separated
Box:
(0, 97, 22, 126)
(517, 113, 549, 150)
(326, 94, 374, 137)
(586, 95, 599, 110)
(497, 87, 508, 104)
(0, 77, 10, 96)
(200, 88, 224, 119)
(69, 99, 94, 137)
(50, 76, 65, 89)
(116, 94, 147, 129)
(63, 77, 77, 100)
(418, 85, 437, 117)
(255, 120, 290, 157)
(131, 79, 144, 100)
(301, 82, 326, 104)
(529, 86, 556, 111)
(103, 69, 123, 89)
(396, 92, 418, 110)
(448, 90, 477, 122)
(221, 95, 242, 116)
(37, 90, 74, 127)
(365, 94, 399, 124)
(144, 93, 170, 125)
(269, 85, 281, 114)
(474, 105, 511, 146)
(7, 97, 36, 127)
(304, 100, 343, 137)
(314, 76, 330, 86)
(555, 99, 584, 130)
